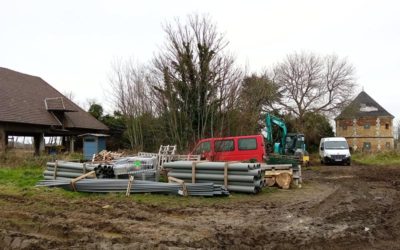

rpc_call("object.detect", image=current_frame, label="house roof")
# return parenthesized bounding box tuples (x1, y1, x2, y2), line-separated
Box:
(335, 91, 394, 120)
(0, 67, 108, 131)
(78, 133, 110, 137)
(44, 97, 76, 112)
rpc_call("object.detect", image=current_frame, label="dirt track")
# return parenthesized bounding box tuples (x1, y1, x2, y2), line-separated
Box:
(1, 165, 400, 249)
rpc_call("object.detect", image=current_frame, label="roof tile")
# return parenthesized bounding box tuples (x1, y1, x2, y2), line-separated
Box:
(336, 91, 394, 119)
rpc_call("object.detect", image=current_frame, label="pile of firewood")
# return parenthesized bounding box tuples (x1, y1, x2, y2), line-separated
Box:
(93, 150, 124, 162)
(262, 164, 295, 189)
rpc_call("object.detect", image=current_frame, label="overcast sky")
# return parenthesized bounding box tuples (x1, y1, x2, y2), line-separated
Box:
(1, 0, 399, 122)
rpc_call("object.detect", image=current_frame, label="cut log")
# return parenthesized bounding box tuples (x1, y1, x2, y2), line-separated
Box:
(266, 177, 276, 187)
(275, 172, 292, 189)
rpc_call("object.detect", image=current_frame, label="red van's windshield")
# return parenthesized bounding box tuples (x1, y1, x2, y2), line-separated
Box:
(193, 141, 211, 154)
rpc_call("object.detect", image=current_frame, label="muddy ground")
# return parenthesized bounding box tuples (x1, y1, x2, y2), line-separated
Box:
(1, 165, 400, 249)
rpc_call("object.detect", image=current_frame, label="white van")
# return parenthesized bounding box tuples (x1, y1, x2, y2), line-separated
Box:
(319, 137, 351, 165)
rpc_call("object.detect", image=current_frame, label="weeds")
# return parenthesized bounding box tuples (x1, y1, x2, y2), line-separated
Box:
(0, 166, 43, 188)
(0, 149, 84, 168)
(0, 165, 281, 208)
(352, 151, 400, 166)
(0, 150, 286, 207)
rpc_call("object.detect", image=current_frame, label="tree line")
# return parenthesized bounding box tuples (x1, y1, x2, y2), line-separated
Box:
(90, 14, 356, 153)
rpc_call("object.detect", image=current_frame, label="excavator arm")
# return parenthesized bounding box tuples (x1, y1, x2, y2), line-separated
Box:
(265, 113, 287, 154)
(264, 113, 310, 167)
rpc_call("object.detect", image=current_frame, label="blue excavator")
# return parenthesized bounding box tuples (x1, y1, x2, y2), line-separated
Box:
(263, 113, 309, 166)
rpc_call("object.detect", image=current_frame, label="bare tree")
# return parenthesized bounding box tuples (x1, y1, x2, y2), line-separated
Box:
(273, 52, 356, 128)
(152, 14, 242, 149)
(109, 58, 152, 151)
(62, 90, 76, 102)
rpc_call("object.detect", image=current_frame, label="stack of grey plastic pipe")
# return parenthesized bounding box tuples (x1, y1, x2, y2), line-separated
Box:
(44, 156, 158, 181)
(113, 156, 157, 181)
(44, 161, 97, 180)
(164, 161, 265, 193)
(36, 179, 229, 196)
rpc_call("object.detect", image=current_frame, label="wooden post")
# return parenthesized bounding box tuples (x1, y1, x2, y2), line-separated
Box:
(168, 176, 188, 196)
(70, 171, 96, 191)
(223, 161, 239, 188)
(69, 136, 75, 153)
(33, 133, 44, 156)
(0, 127, 6, 152)
(53, 160, 58, 180)
(223, 162, 228, 188)
(126, 175, 134, 196)
(191, 161, 199, 183)
(191, 160, 209, 183)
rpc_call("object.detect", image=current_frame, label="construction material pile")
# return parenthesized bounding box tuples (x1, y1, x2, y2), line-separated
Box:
(93, 150, 124, 162)
(94, 164, 115, 179)
(44, 161, 97, 180)
(262, 164, 302, 189)
(164, 161, 265, 193)
(44, 156, 158, 181)
(113, 156, 157, 181)
(36, 179, 229, 197)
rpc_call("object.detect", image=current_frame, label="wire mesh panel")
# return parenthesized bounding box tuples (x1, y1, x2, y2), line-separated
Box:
(113, 156, 157, 176)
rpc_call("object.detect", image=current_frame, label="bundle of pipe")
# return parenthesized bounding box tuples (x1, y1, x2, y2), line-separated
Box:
(36, 179, 229, 197)
(94, 164, 115, 179)
(113, 156, 157, 174)
(125, 169, 157, 181)
(113, 169, 157, 181)
(164, 161, 265, 193)
(45, 159, 157, 181)
(44, 161, 97, 180)
(113, 156, 157, 181)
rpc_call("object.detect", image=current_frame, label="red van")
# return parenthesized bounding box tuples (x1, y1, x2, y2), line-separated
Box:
(190, 135, 266, 162)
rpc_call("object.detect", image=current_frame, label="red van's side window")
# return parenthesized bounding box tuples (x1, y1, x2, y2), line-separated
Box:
(193, 141, 211, 154)
(238, 138, 257, 150)
(215, 140, 234, 152)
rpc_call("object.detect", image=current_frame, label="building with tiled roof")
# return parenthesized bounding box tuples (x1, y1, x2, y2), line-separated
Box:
(335, 91, 394, 152)
(0, 67, 108, 154)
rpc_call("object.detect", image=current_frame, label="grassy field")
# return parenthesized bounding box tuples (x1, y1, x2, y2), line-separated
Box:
(352, 151, 400, 166)
(0, 149, 84, 168)
(0, 163, 282, 208)
(308, 151, 400, 167)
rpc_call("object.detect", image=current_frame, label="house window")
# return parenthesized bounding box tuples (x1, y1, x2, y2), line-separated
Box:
(215, 140, 234, 152)
(364, 123, 370, 129)
(385, 123, 389, 129)
(363, 142, 371, 152)
(386, 142, 391, 149)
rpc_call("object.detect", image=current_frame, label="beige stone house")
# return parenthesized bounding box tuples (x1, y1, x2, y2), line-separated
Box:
(335, 91, 394, 152)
